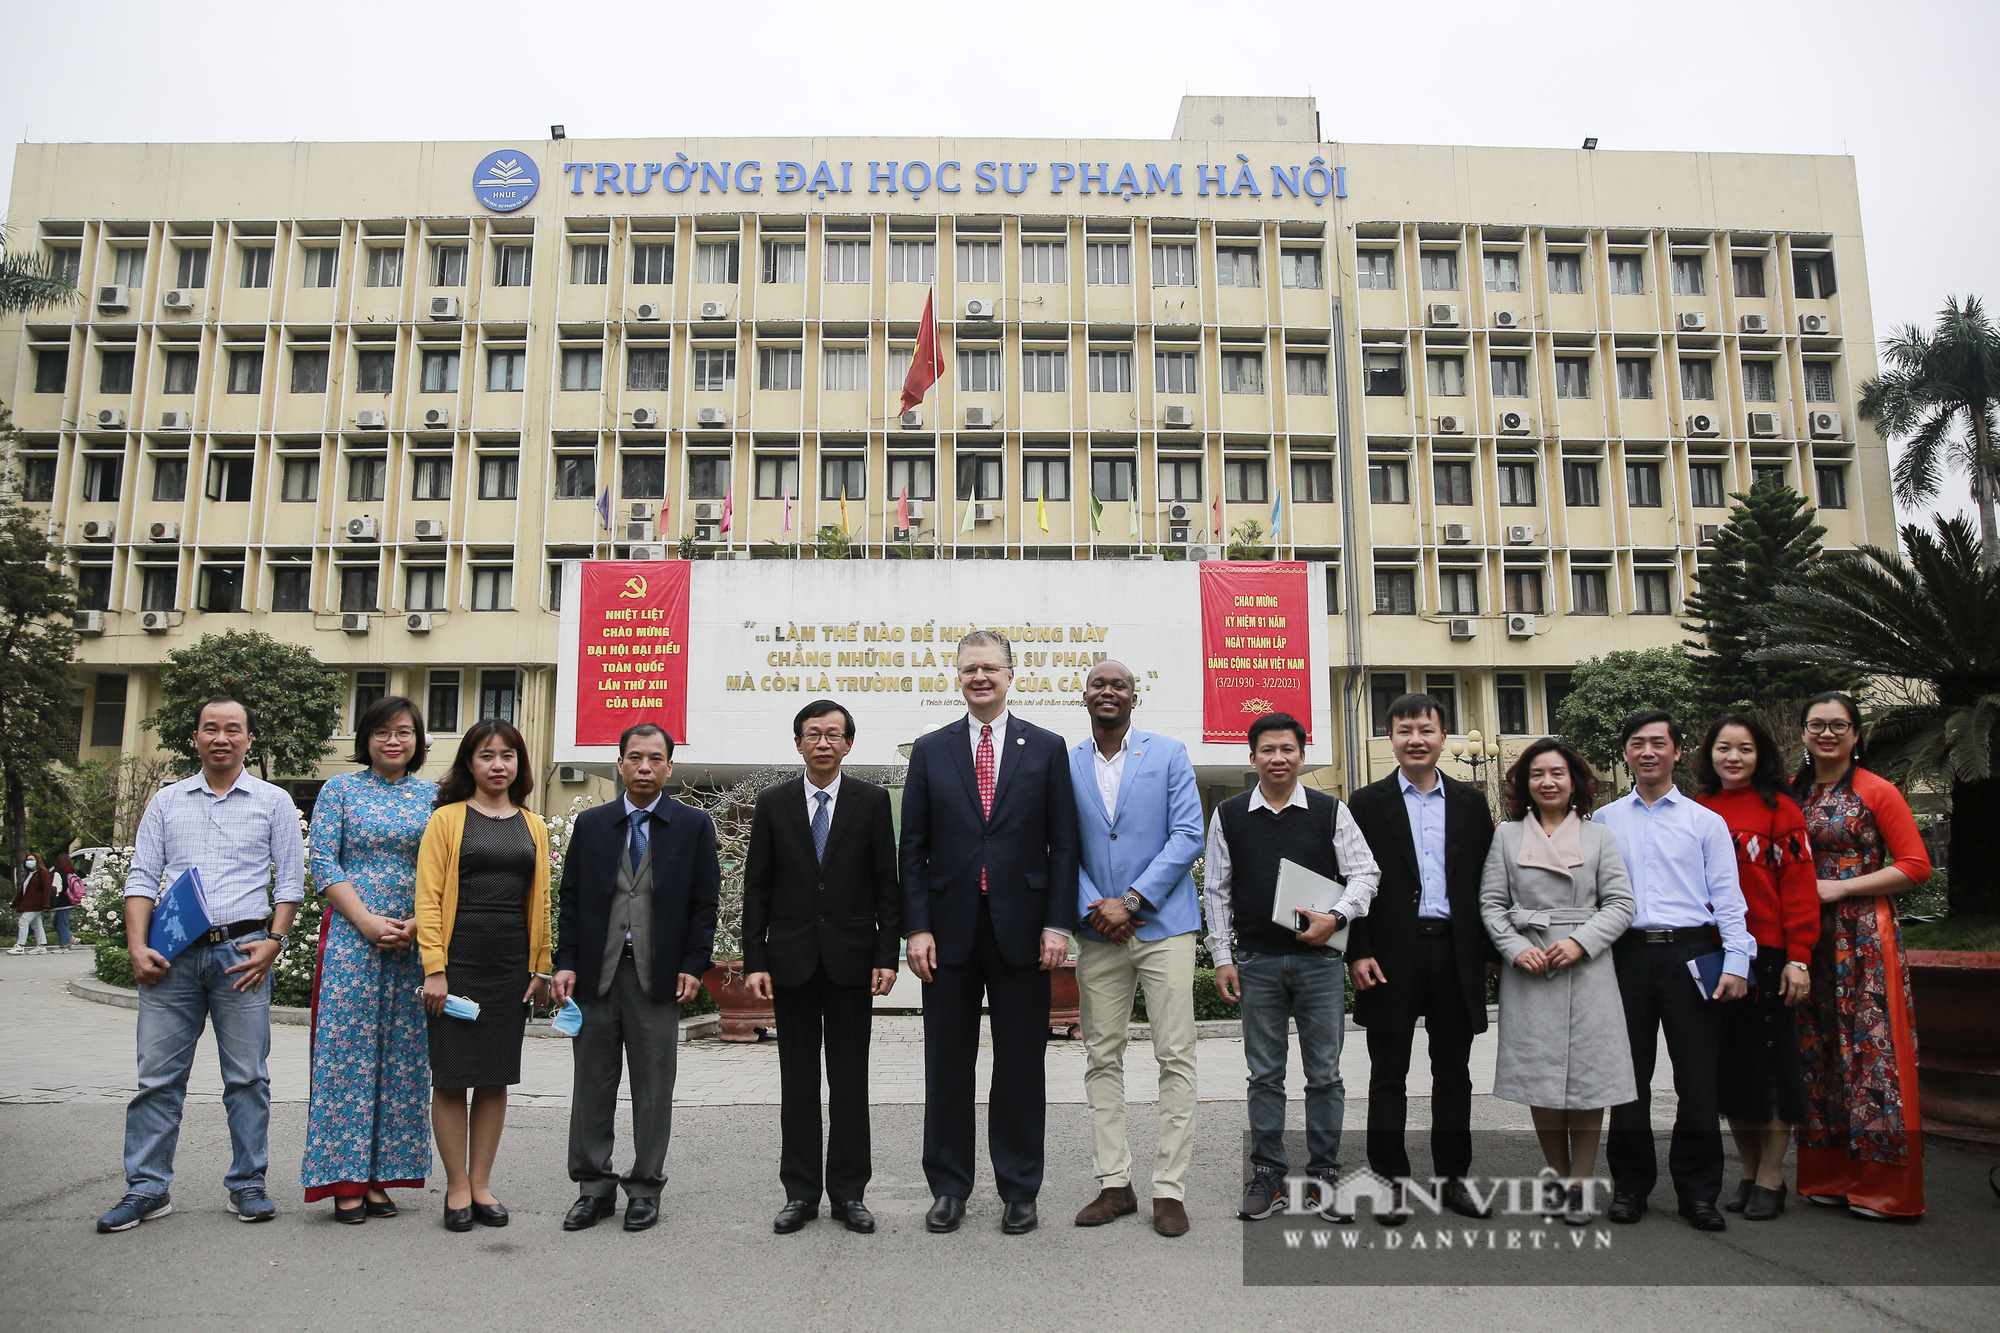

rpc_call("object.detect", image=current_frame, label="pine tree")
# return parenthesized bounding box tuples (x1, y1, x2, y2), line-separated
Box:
(1683, 480, 1849, 711)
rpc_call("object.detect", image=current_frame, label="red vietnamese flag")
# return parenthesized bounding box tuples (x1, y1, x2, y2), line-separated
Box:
(1211, 492, 1223, 542)
(720, 486, 733, 534)
(898, 487, 911, 531)
(899, 290, 944, 415)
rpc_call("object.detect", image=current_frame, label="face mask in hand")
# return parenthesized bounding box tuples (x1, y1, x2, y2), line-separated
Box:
(551, 998, 583, 1036)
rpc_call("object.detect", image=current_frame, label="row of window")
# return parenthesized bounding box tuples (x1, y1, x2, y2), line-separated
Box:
(1362, 350, 1837, 402)
(1366, 670, 1573, 739)
(1356, 248, 1836, 300)
(74, 555, 519, 616)
(350, 669, 519, 736)
(1364, 458, 1847, 510)
(1371, 565, 1675, 618)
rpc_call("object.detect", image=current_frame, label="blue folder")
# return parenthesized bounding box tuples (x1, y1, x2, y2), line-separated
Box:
(1687, 949, 1756, 1000)
(146, 868, 213, 962)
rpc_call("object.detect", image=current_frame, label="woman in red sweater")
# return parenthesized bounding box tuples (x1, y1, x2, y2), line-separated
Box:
(1694, 713, 1818, 1220)
(1791, 692, 1932, 1220)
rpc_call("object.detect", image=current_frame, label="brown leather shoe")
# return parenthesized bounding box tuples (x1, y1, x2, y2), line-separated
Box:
(1151, 1197, 1190, 1237)
(1074, 1185, 1138, 1227)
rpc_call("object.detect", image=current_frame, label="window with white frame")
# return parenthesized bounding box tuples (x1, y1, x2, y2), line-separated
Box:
(471, 565, 513, 611)
(561, 348, 603, 391)
(412, 456, 452, 501)
(364, 247, 403, 288)
(1158, 458, 1202, 501)
(427, 670, 461, 733)
(1670, 255, 1704, 295)
(281, 457, 317, 502)
(622, 454, 666, 499)
(1151, 242, 1197, 287)
(1085, 241, 1131, 285)
(755, 455, 799, 500)
(1434, 461, 1473, 506)
(163, 349, 198, 394)
(494, 244, 531, 286)
(432, 244, 467, 287)
(821, 455, 865, 500)
(1439, 568, 1479, 615)
(1364, 350, 1404, 396)
(301, 247, 337, 288)
(227, 349, 263, 394)
(1216, 247, 1259, 287)
(355, 349, 393, 394)
(1427, 355, 1465, 397)
(955, 240, 999, 283)
(479, 670, 519, 724)
(1548, 252, 1584, 295)
(1555, 356, 1590, 398)
(1419, 251, 1459, 291)
(348, 455, 386, 501)
(1497, 460, 1536, 506)
(1617, 357, 1653, 400)
(888, 455, 934, 501)
(1373, 570, 1416, 616)
(1024, 456, 1070, 501)
(1815, 464, 1848, 509)
(176, 246, 209, 288)
(111, 247, 147, 287)
(1089, 457, 1133, 502)
(1285, 353, 1328, 395)
(478, 455, 519, 500)
(956, 455, 1002, 501)
(692, 348, 735, 392)
(1625, 461, 1662, 507)
(1368, 459, 1409, 503)
(1681, 359, 1715, 400)
(1224, 458, 1269, 503)
(1022, 240, 1065, 284)
(338, 563, 378, 613)
(1280, 249, 1323, 289)
(240, 246, 272, 289)
(1491, 355, 1528, 398)
(1743, 361, 1778, 401)
(1571, 567, 1609, 614)
(1220, 351, 1263, 394)
(957, 348, 1001, 392)
(1292, 458, 1334, 502)
(1732, 256, 1766, 298)
(823, 347, 867, 391)
(1021, 349, 1066, 393)
(406, 564, 447, 612)
(1690, 462, 1725, 508)
(1088, 350, 1132, 393)
(824, 239, 868, 283)
(421, 350, 459, 394)
(150, 457, 182, 503)
(554, 453, 596, 498)
(1497, 672, 1532, 733)
(1482, 251, 1521, 292)
(1610, 254, 1646, 295)
(1355, 249, 1395, 289)
(1156, 350, 1197, 394)
(696, 240, 740, 284)
(1805, 362, 1835, 403)
(632, 242, 673, 284)
(892, 240, 938, 283)
(1633, 568, 1674, 615)
(758, 347, 804, 390)
(1504, 569, 1544, 614)
(569, 243, 608, 285)
(761, 240, 804, 283)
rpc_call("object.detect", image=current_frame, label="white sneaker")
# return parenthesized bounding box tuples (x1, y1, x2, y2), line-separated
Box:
(6, 946, 23, 955)
(30, 947, 47, 955)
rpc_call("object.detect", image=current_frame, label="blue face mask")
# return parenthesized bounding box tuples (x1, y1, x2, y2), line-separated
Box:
(551, 998, 584, 1037)
(440, 993, 481, 1021)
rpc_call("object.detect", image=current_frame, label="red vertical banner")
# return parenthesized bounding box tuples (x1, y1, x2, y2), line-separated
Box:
(574, 562, 691, 747)
(1200, 561, 1312, 744)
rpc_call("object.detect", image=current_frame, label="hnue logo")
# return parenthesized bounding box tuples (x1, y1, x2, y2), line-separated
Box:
(473, 150, 540, 212)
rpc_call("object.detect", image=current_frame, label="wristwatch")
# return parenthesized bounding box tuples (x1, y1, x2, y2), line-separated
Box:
(1122, 889, 1144, 915)
(269, 932, 292, 951)
(1784, 961, 1808, 972)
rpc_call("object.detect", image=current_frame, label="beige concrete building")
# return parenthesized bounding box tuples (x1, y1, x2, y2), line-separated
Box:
(1, 96, 1890, 806)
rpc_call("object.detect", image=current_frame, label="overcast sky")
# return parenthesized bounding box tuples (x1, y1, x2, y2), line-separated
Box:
(6, 0, 1993, 525)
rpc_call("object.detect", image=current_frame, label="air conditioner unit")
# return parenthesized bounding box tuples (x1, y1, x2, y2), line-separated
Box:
(623, 521, 653, 542)
(635, 302, 662, 321)
(1505, 524, 1534, 545)
(1800, 313, 1831, 335)
(1427, 302, 1459, 328)
(899, 410, 923, 429)
(1497, 411, 1529, 435)
(1506, 613, 1537, 638)
(94, 408, 126, 429)
(693, 502, 723, 522)
(1442, 523, 1472, 544)
(1186, 544, 1215, 562)
(1697, 523, 1723, 544)
(973, 502, 998, 523)
(340, 613, 371, 635)
(558, 766, 588, 783)
(695, 407, 729, 427)
(148, 521, 180, 542)
(964, 298, 996, 319)
(629, 544, 665, 559)
(1436, 414, 1467, 435)
(355, 409, 387, 429)
(1169, 524, 1190, 543)
(1492, 309, 1521, 330)
(1748, 411, 1781, 438)
(428, 296, 461, 320)
(139, 610, 170, 633)
(163, 289, 194, 311)
(1448, 618, 1477, 639)
(405, 612, 435, 633)
(698, 301, 728, 319)
(74, 610, 106, 636)
(628, 502, 654, 522)
(1740, 314, 1770, 334)
(81, 520, 114, 542)
(1677, 312, 1708, 332)
(1161, 404, 1194, 428)
(631, 407, 660, 428)
(905, 500, 926, 520)
(159, 411, 192, 430)
(691, 525, 718, 544)
(422, 408, 451, 429)
(346, 515, 379, 541)
(413, 519, 446, 541)
(964, 406, 994, 429)
(1809, 410, 1841, 438)
(96, 285, 130, 311)
(1687, 412, 1720, 437)
(1168, 502, 1192, 522)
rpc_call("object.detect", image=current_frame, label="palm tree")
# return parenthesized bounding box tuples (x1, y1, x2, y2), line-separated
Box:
(0, 248, 78, 315)
(1859, 295, 2000, 568)
(1754, 514, 2000, 914)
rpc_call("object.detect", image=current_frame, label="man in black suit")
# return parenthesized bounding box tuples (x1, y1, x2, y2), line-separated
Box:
(551, 722, 719, 1233)
(743, 699, 901, 1236)
(1346, 693, 1497, 1223)
(902, 629, 1079, 1236)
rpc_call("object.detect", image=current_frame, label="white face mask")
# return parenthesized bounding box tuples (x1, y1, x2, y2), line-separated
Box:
(24, 861, 36, 869)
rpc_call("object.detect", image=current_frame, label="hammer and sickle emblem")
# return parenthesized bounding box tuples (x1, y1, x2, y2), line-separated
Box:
(619, 576, 647, 599)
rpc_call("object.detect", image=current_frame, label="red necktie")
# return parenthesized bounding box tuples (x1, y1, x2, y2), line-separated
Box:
(976, 723, 995, 893)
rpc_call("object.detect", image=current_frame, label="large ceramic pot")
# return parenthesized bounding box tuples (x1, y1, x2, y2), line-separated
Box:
(701, 961, 775, 1043)
(1048, 958, 1080, 1040)
(1907, 950, 2000, 1151)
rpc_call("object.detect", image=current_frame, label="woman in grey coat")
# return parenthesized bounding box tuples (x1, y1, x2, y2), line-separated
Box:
(1481, 737, 1637, 1224)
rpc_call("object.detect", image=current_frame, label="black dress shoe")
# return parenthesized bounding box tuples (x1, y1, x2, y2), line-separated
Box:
(470, 1200, 508, 1228)
(1723, 1178, 1755, 1213)
(1743, 1183, 1787, 1222)
(773, 1199, 818, 1234)
(333, 1198, 368, 1225)
(1002, 1200, 1038, 1234)
(925, 1195, 965, 1233)
(443, 1204, 474, 1232)
(1679, 1198, 1727, 1232)
(363, 1196, 398, 1218)
(1442, 1179, 1493, 1220)
(563, 1196, 616, 1231)
(623, 1198, 659, 1231)
(830, 1200, 876, 1234)
(1608, 1192, 1647, 1224)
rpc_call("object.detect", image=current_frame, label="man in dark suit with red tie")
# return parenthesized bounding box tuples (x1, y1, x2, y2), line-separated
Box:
(902, 629, 1080, 1236)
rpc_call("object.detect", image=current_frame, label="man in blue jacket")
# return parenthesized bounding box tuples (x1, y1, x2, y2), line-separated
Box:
(1067, 661, 1205, 1237)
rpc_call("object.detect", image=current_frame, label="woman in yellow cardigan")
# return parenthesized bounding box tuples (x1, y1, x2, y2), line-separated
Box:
(415, 718, 551, 1232)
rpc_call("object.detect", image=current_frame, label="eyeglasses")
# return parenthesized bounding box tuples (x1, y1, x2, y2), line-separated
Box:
(959, 665, 1007, 678)
(799, 731, 848, 746)
(371, 728, 418, 742)
(1804, 720, 1853, 736)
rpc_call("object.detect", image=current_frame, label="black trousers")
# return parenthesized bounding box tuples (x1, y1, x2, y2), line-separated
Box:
(773, 961, 873, 1205)
(1364, 931, 1476, 1182)
(921, 896, 1051, 1202)
(1607, 934, 1725, 1205)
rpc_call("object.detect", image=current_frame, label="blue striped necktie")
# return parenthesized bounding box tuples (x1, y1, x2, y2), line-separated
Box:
(811, 790, 831, 863)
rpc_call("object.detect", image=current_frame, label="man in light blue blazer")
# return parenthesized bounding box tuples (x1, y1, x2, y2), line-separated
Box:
(1067, 661, 1206, 1237)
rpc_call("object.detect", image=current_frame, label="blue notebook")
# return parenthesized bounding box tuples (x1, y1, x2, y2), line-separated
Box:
(147, 868, 213, 962)
(1687, 950, 1756, 1000)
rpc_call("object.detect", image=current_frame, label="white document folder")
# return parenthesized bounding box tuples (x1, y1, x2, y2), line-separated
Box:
(1270, 858, 1350, 952)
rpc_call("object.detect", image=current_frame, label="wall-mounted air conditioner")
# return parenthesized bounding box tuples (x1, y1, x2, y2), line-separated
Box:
(1809, 410, 1841, 438)
(1187, 544, 1215, 562)
(628, 502, 654, 522)
(422, 408, 451, 430)
(698, 301, 728, 319)
(635, 302, 662, 321)
(346, 515, 379, 541)
(1504, 525, 1534, 545)
(1170, 524, 1190, 542)
(1506, 613, 1537, 639)
(1497, 411, 1529, 435)
(1492, 310, 1521, 330)
(899, 410, 923, 429)
(1161, 404, 1194, 428)
(1448, 618, 1476, 639)
(1442, 523, 1472, 544)
(905, 500, 926, 520)
(973, 502, 998, 523)
(964, 299, 996, 319)
(1747, 411, 1781, 438)
(1697, 523, 1723, 544)
(96, 285, 130, 311)
(1800, 313, 1831, 335)
(74, 611, 105, 636)
(163, 290, 194, 311)
(94, 408, 126, 429)
(149, 521, 180, 542)
(693, 502, 724, 522)
(631, 407, 660, 427)
(1677, 312, 1708, 333)
(428, 296, 461, 320)
(1168, 502, 1192, 522)
(695, 407, 729, 427)
(1427, 302, 1459, 328)
(558, 766, 588, 783)
(1740, 314, 1770, 335)
(159, 411, 192, 430)
(139, 610, 170, 633)
(629, 543, 666, 559)
(692, 525, 718, 544)
(355, 409, 387, 429)
(1436, 414, 1467, 434)
(414, 519, 446, 541)
(623, 521, 653, 542)
(340, 613, 371, 635)
(405, 612, 435, 633)
(81, 520, 114, 542)
(1687, 413, 1720, 437)
(964, 407, 995, 429)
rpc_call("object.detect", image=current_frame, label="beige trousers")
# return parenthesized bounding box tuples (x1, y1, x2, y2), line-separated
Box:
(1077, 932, 1198, 1200)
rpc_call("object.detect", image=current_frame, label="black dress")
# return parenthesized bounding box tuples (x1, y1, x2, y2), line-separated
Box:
(428, 809, 534, 1090)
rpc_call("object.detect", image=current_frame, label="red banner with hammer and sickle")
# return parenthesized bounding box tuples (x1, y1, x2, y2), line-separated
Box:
(575, 562, 690, 747)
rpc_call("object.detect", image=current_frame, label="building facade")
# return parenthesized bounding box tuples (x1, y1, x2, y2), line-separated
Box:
(1, 96, 1890, 807)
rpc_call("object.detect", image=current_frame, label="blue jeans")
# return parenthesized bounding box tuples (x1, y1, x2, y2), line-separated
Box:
(51, 908, 73, 948)
(124, 931, 273, 1197)
(1238, 950, 1347, 1177)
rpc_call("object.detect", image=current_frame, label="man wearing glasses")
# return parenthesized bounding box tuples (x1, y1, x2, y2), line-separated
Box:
(743, 700, 901, 1235)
